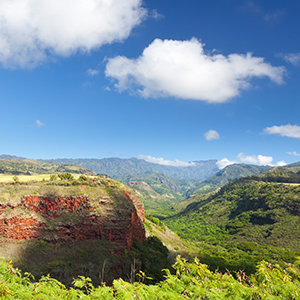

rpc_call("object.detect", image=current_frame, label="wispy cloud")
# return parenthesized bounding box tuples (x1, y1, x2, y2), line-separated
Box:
(86, 68, 99, 76)
(263, 124, 300, 139)
(216, 158, 236, 169)
(238, 1, 261, 14)
(264, 11, 284, 23)
(106, 38, 285, 103)
(138, 155, 196, 167)
(204, 130, 220, 141)
(36, 120, 45, 128)
(150, 9, 163, 20)
(287, 151, 300, 157)
(0, 0, 147, 68)
(283, 53, 300, 66)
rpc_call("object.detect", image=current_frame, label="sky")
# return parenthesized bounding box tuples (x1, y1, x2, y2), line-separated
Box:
(0, 0, 300, 169)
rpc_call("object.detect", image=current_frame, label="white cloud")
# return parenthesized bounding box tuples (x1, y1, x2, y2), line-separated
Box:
(284, 53, 300, 66)
(36, 120, 45, 127)
(237, 153, 273, 165)
(216, 158, 236, 169)
(105, 38, 285, 103)
(263, 124, 300, 139)
(150, 9, 163, 20)
(204, 129, 220, 141)
(138, 155, 196, 167)
(86, 68, 99, 76)
(287, 151, 300, 157)
(276, 160, 287, 166)
(0, 0, 146, 68)
(217, 154, 286, 169)
(264, 11, 284, 22)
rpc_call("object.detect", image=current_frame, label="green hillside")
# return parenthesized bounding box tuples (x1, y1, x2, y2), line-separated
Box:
(0, 175, 171, 286)
(251, 166, 300, 183)
(164, 174, 300, 274)
(116, 173, 201, 217)
(167, 178, 300, 249)
(43, 157, 219, 180)
(0, 158, 95, 175)
(192, 163, 273, 194)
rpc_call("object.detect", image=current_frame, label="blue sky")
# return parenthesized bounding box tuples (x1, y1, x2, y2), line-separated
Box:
(0, 0, 300, 168)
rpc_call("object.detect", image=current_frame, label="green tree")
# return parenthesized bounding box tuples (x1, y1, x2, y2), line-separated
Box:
(58, 173, 74, 181)
(50, 174, 58, 181)
(12, 175, 20, 184)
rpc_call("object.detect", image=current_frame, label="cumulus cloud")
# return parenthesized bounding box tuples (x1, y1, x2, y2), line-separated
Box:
(105, 38, 285, 103)
(216, 158, 236, 169)
(138, 155, 196, 167)
(218, 153, 286, 169)
(276, 160, 287, 166)
(237, 153, 273, 165)
(284, 53, 300, 66)
(287, 151, 300, 157)
(0, 0, 146, 68)
(36, 120, 45, 127)
(204, 129, 220, 141)
(86, 68, 99, 76)
(263, 124, 300, 139)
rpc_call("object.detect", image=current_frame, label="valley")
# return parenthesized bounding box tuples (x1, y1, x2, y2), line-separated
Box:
(1, 156, 300, 298)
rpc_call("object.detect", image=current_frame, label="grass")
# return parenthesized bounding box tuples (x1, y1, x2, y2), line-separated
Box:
(0, 239, 125, 287)
(0, 173, 84, 183)
(144, 219, 199, 262)
(0, 174, 146, 286)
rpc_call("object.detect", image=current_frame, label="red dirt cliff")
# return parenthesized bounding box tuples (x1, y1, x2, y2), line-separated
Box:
(0, 192, 145, 250)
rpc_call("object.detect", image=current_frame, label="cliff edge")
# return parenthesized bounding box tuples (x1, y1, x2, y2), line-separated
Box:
(0, 176, 145, 250)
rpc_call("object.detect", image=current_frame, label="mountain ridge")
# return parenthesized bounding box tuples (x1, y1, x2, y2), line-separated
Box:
(41, 157, 219, 180)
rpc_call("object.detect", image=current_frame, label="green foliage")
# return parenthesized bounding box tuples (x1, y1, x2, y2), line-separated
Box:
(251, 168, 300, 183)
(164, 177, 300, 275)
(127, 237, 174, 284)
(193, 163, 273, 195)
(57, 173, 74, 181)
(49, 174, 57, 181)
(12, 176, 19, 184)
(116, 173, 203, 217)
(1, 256, 300, 299)
(151, 217, 160, 226)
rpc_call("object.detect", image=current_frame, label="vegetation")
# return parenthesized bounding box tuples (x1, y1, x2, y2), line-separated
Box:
(1, 256, 300, 299)
(6, 236, 172, 288)
(117, 173, 201, 217)
(43, 157, 219, 180)
(0, 174, 173, 287)
(192, 163, 273, 194)
(251, 168, 300, 183)
(163, 176, 300, 275)
(0, 158, 95, 176)
(3, 157, 300, 298)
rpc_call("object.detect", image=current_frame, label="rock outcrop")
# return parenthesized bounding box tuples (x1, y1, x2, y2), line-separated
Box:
(0, 190, 145, 250)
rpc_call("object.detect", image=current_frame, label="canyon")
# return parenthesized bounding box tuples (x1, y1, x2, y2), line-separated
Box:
(0, 184, 146, 250)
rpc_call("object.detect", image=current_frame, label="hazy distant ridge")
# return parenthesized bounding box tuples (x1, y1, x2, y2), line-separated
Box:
(43, 157, 219, 180)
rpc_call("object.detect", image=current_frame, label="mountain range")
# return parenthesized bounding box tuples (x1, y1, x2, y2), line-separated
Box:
(42, 157, 219, 180)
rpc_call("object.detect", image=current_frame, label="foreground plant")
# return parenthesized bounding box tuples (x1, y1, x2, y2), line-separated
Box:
(1, 256, 300, 299)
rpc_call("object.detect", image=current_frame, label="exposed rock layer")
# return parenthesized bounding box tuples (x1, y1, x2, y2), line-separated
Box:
(0, 193, 145, 250)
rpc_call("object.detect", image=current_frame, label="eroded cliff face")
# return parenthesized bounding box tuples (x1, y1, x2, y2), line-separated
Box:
(0, 190, 145, 250)
(123, 190, 145, 222)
